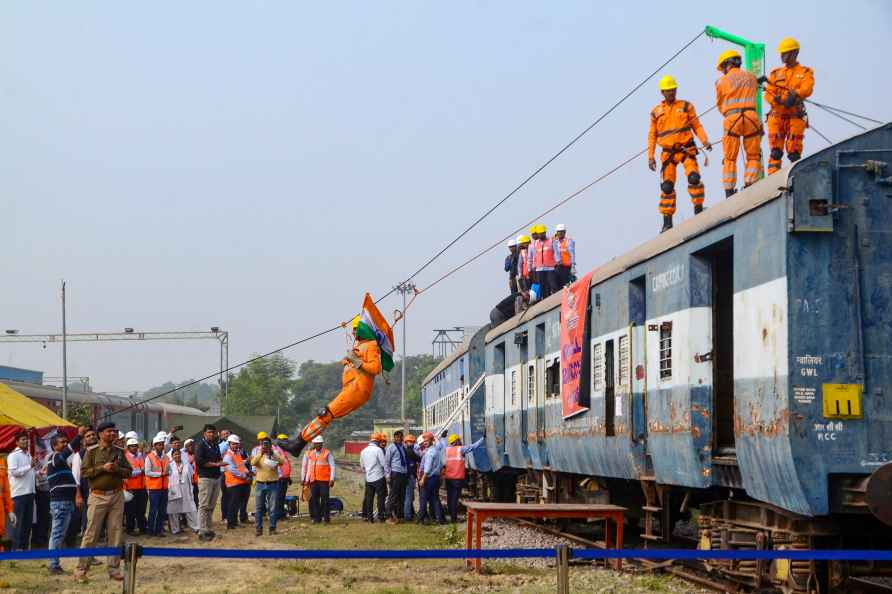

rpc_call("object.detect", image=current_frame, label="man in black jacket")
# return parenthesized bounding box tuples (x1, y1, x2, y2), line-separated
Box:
(46, 426, 84, 574)
(194, 424, 227, 542)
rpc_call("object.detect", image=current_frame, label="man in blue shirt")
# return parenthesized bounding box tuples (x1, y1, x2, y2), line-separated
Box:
(46, 427, 85, 574)
(383, 430, 408, 523)
(415, 432, 446, 525)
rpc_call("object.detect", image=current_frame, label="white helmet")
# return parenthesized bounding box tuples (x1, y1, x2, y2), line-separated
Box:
(118, 431, 125, 439)
(125, 431, 138, 440)
(126, 438, 139, 446)
(506, 239, 516, 248)
(311, 435, 324, 444)
(152, 435, 165, 445)
(227, 434, 240, 444)
(555, 223, 566, 232)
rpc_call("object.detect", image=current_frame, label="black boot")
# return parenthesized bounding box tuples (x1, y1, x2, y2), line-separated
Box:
(277, 436, 306, 457)
(725, 188, 736, 199)
(660, 215, 673, 233)
(694, 204, 703, 215)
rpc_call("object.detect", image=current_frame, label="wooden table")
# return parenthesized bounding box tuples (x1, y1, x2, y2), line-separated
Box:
(463, 501, 626, 570)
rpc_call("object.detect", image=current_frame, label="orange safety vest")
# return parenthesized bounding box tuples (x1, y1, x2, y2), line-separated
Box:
(443, 445, 466, 480)
(716, 67, 759, 119)
(533, 239, 557, 269)
(145, 451, 169, 491)
(124, 451, 145, 491)
(518, 249, 529, 278)
(558, 238, 572, 266)
(224, 451, 249, 487)
(305, 448, 332, 483)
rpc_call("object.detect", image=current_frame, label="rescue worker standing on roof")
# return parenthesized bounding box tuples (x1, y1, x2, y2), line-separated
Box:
(530, 224, 558, 298)
(716, 49, 763, 197)
(504, 239, 518, 295)
(763, 37, 814, 175)
(553, 224, 576, 287)
(648, 75, 712, 233)
(515, 235, 532, 313)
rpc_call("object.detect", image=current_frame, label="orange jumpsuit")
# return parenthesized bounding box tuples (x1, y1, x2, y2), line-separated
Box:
(0, 457, 12, 549)
(716, 67, 763, 192)
(764, 63, 814, 174)
(647, 99, 709, 216)
(299, 338, 382, 441)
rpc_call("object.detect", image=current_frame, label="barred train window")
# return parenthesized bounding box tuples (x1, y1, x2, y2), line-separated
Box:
(527, 364, 536, 403)
(618, 335, 630, 386)
(511, 370, 517, 405)
(592, 342, 605, 391)
(549, 359, 560, 398)
(659, 324, 672, 380)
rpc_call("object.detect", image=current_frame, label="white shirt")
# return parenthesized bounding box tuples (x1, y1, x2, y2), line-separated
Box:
(359, 443, 386, 483)
(69, 451, 82, 486)
(7, 447, 36, 498)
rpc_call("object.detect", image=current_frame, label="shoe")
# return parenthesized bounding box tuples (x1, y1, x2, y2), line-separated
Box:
(386, 518, 397, 525)
(725, 188, 737, 198)
(208, 530, 217, 538)
(155, 532, 166, 538)
(694, 204, 704, 215)
(277, 436, 306, 457)
(198, 532, 215, 542)
(48, 566, 65, 576)
(661, 215, 673, 233)
(323, 518, 330, 524)
(255, 529, 263, 537)
(108, 572, 124, 582)
(269, 528, 277, 535)
(73, 568, 88, 583)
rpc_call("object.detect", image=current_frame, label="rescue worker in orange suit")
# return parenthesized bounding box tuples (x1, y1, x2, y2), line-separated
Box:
(279, 316, 382, 457)
(648, 75, 712, 233)
(442, 434, 485, 523)
(716, 49, 764, 197)
(301, 435, 336, 524)
(763, 37, 814, 175)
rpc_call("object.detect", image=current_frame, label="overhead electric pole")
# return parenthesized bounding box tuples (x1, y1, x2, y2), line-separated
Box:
(396, 281, 416, 433)
(61, 280, 68, 420)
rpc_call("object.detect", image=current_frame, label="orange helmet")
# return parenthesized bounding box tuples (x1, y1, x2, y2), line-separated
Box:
(404, 434, 416, 443)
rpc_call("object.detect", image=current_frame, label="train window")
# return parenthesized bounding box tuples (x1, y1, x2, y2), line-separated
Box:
(547, 359, 560, 398)
(592, 342, 605, 392)
(527, 364, 536, 403)
(618, 335, 630, 386)
(511, 370, 517, 405)
(659, 323, 672, 380)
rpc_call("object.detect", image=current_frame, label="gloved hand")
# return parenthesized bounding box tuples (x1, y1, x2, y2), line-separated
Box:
(7, 512, 16, 526)
(784, 91, 798, 108)
(648, 158, 657, 172)
(703, 141, 713, 152)
(440, 429, 448, 439)
(757, 75, 768, 85)
(345, 352, 362, 368)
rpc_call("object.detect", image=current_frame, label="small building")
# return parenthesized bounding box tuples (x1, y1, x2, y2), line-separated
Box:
(373, 418, 423, 441)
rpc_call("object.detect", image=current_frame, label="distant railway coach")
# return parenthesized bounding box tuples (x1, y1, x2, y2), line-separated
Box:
(422, 124, 892, 592)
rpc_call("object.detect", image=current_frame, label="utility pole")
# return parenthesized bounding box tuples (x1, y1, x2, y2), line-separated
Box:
(61, 280, 68, 420)
(396, 281, 416, 433)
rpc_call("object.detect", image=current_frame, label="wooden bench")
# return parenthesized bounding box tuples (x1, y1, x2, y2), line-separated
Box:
(462, 501, 626, 570)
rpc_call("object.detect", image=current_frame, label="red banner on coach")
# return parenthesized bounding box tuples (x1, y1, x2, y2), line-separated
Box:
(560, 271, 593, 419)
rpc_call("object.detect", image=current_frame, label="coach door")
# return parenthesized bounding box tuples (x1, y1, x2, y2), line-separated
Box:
(629, 276, 648, 444)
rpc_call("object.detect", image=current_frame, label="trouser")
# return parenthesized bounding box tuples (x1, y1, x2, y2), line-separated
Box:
(300, 382, 373, 442)
(147, 489, 168, 535)
(78, 490, 124, 571)
(48, 500, 75, 569)
(723, 113, 763, 192)
(168, 510, 199, 534)
(32, 489, 50, 548)
(276, 478, 290, 519)
(417, 475, 444, 524)
(225, 483, 250, 528)
(386, 472, 407, 519)
(124, 488, 147, 533)
(445, 479, 464, 523)
(220, 478, 229, 522)
(767, 113, 806, 174)
(78, 481, 90, 536)
(65, 503, 83, 546)
(308, 482, 330, 522)
(659, 147, 704, 216)
(555, 265, 572, 288)
(537, 269, 558, 299)
(404, 474, 416, 520)
(12, 494, 34, 550)
(362, 479, 387, 521)
(255, 482, 279, 531)
(197, 477, 221, 534)
(192, 484, 199, 508)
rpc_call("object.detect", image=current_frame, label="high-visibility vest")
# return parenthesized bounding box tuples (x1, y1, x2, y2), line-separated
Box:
(558, 238, 573, 266)
(224, 451, 249, 487)
(539, 238, 557, 268)
(518, 249, 530, 278)
(443, 445, 466, 480)
(717, 67, 759, 118)
(124, 451, 145, 491)
(145, 451, 169, 491)
(305, 448, 332, 483)
(274, 445, 291, 479)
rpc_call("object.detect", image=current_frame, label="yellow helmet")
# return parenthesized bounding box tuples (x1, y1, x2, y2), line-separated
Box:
(716, 49, 741, 71)
(538, 224, 547, 234)
(517, 234, 531, 244)
(276, 434, 288, 440)
(658, 75, 678, 91)
(257, 431, 268, 440)
(448, 434, 461, 444)
(351, 316, 361, 329)
(777, 37, 800, 54)
(529, 225, 538, 235)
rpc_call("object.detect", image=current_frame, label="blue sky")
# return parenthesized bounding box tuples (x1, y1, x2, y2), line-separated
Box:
(2, 2, 890, 393)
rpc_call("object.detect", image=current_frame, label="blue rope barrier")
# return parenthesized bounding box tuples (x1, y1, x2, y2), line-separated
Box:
(3, 546, 892, 562)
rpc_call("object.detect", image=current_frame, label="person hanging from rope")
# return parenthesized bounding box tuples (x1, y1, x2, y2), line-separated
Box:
(648, 75, 712, 233)
(279, 294, 395, 457)
(761, 37, 815, 175)
(716, 49, 764, 197)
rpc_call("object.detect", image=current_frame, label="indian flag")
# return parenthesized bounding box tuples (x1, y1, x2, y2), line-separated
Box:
(357, 293, 396, 372)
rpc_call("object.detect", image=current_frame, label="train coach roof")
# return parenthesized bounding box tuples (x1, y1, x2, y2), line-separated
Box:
(5, 380, 208, 415)
(423, 342, 470, 386)
(485, 165, 793, 344)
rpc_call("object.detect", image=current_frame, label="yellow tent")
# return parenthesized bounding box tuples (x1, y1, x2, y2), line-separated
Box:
(0, 383, 73, 428)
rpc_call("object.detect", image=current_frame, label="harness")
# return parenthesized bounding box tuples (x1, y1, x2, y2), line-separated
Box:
(657, 101, 700, 171)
